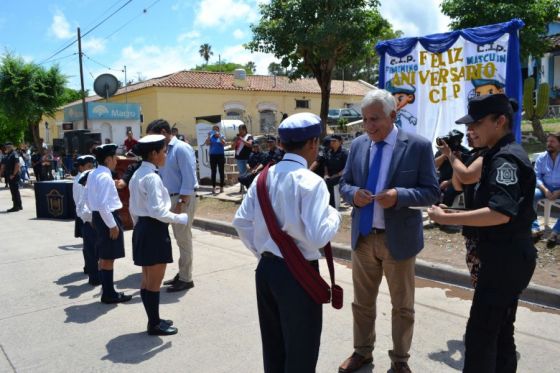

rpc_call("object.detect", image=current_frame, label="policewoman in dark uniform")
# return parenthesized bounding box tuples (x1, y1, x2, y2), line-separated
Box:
(428, 94, 537, 372)
(87, 144, 132, 304)
(128, 135, 189, 336)
(324, 134, 348, 207)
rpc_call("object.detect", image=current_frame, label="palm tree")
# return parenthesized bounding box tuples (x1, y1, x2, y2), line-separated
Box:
(199, 43, 213, 65)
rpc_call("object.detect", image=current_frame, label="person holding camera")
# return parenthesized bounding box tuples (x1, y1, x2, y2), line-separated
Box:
(205, 125, 226, 194)
(233, 124, 253, 193)
(434, 130, 470, 207)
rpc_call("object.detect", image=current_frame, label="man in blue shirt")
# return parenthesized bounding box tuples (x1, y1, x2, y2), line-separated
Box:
(532, 132, 560, 246)
(147, 119, 198, 292)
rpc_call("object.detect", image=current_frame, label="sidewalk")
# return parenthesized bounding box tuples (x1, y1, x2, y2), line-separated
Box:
(1, 187, 559, 372)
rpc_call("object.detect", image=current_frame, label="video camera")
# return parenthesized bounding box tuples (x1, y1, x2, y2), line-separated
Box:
(436, 130, 464, 152)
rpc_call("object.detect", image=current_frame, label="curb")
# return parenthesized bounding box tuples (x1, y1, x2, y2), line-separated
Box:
(193, 217, 560, 310)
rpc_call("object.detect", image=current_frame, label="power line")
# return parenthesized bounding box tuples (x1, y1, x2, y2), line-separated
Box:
(83, 53, 123, 72)
(103, 0, 161, 41)
(39, 0, 134, 65)
(38, 52, 77, 65)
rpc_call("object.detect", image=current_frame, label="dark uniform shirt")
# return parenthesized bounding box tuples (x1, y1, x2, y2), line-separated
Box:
(473, 134, 536, 241)
(248, 151, 265, 169)
(462, 147, 488, 238)
(3, 151, 19, 178)
(324, 147, 349, 176)
(263, 148, 284, 166)
(436, 146, 470, 182)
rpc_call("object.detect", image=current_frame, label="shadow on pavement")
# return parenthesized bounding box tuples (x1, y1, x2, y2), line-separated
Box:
(101, 332, 172, 364)
(427, 339, 464, 371)
(58, 243, 83, 251)
(64, 301, 118, 324)
(115, 272, 142, 290)
(60, 282, 98, 299)
(55, 271, 86, 285)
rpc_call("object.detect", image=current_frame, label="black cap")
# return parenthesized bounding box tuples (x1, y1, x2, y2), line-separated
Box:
(331, 134, 343, 141)
(93, 144, 118, 159)
(455, 94, 519, 124)
(77, 155, 96, 166)
(267, 136, 276, 142)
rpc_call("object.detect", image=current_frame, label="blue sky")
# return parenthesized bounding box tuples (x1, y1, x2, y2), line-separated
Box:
(0, 0, 450, 91)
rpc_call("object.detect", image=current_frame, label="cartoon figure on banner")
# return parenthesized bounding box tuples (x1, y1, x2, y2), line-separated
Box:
(386, 78, 417, 129)
(469, 75, 505, 99)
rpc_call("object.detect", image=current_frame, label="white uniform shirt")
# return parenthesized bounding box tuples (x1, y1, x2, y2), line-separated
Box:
(73, 171, 83, 210)
(368, 125, 398, 229)
(128, 161, 189, 226)
(86, 165, 122, 228)
(232, 153, 341, 260)
(77, 170, 93, 223)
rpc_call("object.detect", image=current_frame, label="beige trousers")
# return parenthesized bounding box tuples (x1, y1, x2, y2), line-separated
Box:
(352, 232, 416, 363)
(170, 194, 197, 282)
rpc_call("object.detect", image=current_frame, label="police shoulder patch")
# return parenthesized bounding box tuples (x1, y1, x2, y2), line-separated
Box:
(496, 162, 518, 185)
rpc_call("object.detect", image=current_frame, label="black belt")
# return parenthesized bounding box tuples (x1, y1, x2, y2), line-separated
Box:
(261, 251, 318, 264)
(169, 193, 179, 197)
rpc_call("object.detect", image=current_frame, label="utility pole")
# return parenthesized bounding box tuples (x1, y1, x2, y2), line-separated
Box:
(77, 27, 88, 129)
(124, 65, 128, 103)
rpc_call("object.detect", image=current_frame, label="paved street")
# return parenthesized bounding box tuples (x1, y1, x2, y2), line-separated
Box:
(0, 187, 559, 372)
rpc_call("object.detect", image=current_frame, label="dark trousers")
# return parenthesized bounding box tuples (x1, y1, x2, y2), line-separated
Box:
(463, 239, 536, 373)
(325, 176, 341, 208)
(210, 154, 225, 188)
(82, 222, 99, 282)
(8, 175, 22, 209)
(256, 255, 322, 373)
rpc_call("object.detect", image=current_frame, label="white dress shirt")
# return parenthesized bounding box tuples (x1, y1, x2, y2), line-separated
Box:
(128, 161, 189, 225)
(232, 153, 341, 260)
(72, 171, 83, 211)
(76, 170, 93, 223)
(86, 165, 122, 228)
(368, 125, 398, 229)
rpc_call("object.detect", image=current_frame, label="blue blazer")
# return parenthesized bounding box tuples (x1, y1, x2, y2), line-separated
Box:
(340, 130, 439, 260)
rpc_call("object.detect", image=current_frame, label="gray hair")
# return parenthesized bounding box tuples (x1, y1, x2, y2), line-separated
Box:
(361, 89, 396, 116)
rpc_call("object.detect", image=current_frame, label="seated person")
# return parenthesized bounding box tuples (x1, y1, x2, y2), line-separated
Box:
(239, 143, 265, 189)
(532, 132, 560, 247)
(262, 136, 284, 166)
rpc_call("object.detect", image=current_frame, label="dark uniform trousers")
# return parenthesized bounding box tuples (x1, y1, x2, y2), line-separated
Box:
(256, 254, 322, 373)
(8, 174, 22, 209)
(82, 222, 99, 283)
(463, 238, 536, 373)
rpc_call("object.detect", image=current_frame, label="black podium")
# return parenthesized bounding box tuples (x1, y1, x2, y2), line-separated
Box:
(34, 180, 76, 219)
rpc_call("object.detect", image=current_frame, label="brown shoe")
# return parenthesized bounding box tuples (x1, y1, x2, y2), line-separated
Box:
(391, 361, 412, 373)
(339, 352, 373, 373)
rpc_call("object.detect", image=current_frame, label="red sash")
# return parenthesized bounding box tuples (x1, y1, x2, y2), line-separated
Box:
(256, 164, 343, 309)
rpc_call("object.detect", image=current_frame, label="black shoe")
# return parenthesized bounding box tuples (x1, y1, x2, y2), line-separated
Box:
(166, 280, 194, 292)
(147, 319, 173, 329)
(163, 273, 180, 286)
(101, 292, 132, 304)
(148, 321, 178, 336)
(6, 207, 21, 213)
(546, 233, 558, 248)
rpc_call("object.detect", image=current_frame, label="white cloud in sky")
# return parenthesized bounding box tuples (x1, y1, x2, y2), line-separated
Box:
(49, 10, 72, 40)
(178, 31, 201, 42)
(380, 0, 450, 37)
(82, 37, 106, 55)
(233, 29, 245, 39)
(195, 0, 259, 28)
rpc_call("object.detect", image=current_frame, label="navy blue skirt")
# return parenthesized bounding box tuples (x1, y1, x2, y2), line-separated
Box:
(92, 211, 125, 260)
(132, 216, 173, 266)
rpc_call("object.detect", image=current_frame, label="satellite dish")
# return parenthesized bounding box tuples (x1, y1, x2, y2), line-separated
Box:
(93, 73, 119, 100)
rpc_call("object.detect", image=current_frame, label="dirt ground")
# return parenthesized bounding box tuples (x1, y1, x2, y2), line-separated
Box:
(195, 197, 560, 289)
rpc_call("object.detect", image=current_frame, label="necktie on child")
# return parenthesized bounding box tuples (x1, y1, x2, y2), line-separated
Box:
(359, 141, 386, 236)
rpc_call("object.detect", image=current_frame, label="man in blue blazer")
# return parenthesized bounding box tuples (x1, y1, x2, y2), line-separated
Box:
(338, 89, 439, 373)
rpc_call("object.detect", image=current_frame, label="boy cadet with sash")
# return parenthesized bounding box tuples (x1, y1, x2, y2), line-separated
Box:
(87, 144, 132, 304)
(233, 113, 342, 373)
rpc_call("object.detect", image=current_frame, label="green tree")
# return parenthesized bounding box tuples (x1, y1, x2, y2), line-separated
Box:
(60, 87, 86, 105)
(268, 62, 288, 76)
(191, 61, 255, 75)
(0, 54, 66, 148)
(246, 0, 389, 135)
(245, 61, 257, 74)
(199, 43, 213, 65)
(441, 0, 560, 59)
